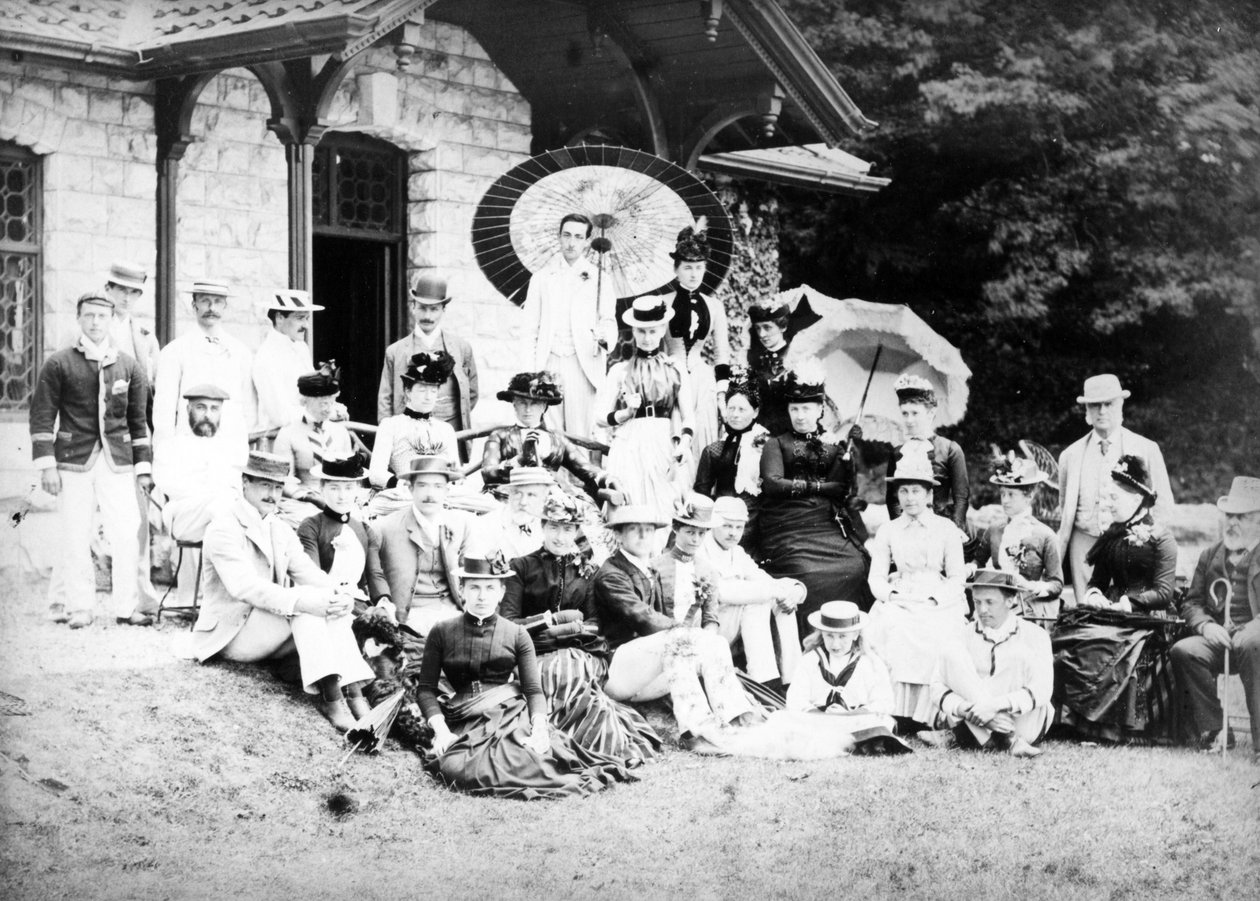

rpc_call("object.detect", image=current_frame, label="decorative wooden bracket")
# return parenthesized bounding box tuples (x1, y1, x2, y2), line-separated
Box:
(701, 0, 725, 41)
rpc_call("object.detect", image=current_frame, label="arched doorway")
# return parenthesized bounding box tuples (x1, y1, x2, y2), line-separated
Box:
(311, 132, 406, 425)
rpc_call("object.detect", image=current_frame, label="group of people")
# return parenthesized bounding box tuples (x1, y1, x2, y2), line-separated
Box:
(28, 224, 1259, 800)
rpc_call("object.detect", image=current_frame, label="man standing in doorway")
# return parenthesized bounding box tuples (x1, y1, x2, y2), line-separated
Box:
(376, 274, 478, 455)
(524, 213, 616, 439)
(253, 289, 324, 433)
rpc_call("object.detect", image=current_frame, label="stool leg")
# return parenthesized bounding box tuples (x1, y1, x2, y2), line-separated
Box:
(188, 546, 204, 630)
(156, 544, 186, 625)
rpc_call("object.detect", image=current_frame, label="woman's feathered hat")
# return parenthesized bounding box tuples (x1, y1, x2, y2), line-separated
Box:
(297, 360, 340, 397)
(496, 371, 563, 405)
(670, 217, 710, 263)
(748, 296, 791, 325)
(888, 443, 939, 487)
(312, 451, 368, 483)
(782, 358, 827, 403)
(1111, 454, 1157, 502)
(540, 489, 582, 525)
(894, 373, 937, 408)
(454, 551, 514, 581)
(724, 366, 761, 407)
(401, 350, 455, 386)
(989, 452, 1048, 489)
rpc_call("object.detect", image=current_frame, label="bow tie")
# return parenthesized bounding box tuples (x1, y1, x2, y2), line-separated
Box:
(404, 409, 431, 421)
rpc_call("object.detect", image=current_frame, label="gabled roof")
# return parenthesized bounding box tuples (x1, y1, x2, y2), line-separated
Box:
(700, 144, 890, 195)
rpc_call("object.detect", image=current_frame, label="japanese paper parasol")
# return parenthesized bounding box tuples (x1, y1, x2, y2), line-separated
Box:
(778, 286, 972, 442)
(472, 145, 733, 306)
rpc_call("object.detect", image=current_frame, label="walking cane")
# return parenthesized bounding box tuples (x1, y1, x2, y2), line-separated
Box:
(1208, 577, 1233, 757)
(844, 344, 883, 462)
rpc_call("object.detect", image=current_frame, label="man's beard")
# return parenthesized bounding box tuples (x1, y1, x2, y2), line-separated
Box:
(1223, 528, 1258, 552)
(190, 418, 218, 437)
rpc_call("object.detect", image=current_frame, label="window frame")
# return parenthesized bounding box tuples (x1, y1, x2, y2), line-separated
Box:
(0, 141, 43, 419)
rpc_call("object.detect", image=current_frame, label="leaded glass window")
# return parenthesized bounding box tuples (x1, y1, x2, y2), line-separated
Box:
(0, 144, 41, 413)
(312, 136, 403, 237)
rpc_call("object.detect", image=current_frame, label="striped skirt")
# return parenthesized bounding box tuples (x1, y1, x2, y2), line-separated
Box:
(538, 648, 662, 762)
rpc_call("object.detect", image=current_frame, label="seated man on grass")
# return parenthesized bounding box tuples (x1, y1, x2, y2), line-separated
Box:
(930, 568, 1052, 758)
(193, 451, 374, 733)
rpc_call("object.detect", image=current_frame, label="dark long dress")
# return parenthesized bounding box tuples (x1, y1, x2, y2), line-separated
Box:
(415, 612, 635, 799)
(503, 550, 662, 761)
(748, 343, 791, 437)
(1053, 516, 1180, 742)
(759, 432, 874, 633)
(693, 423, 766, 551)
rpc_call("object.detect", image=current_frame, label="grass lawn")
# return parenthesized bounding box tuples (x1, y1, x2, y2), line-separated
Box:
(1, 572, 1257, 901)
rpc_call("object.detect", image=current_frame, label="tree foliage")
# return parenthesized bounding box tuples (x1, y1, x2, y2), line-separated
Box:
(774, 0, 1260, 500)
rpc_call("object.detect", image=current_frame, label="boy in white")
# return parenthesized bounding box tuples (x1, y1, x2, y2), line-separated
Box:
(786, 601, 896, 736)
(930, 568, 1052, 758)
(695, 496, 804, 691)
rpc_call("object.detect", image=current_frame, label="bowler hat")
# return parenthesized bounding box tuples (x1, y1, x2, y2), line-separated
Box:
(622, 293, 674, 328)
(1217, 476, 1260, 515)
(605, 505, 666, 529)
(243, 451, 291, 483)
(399, 455, 458, 481)
(1077, 374, 1131, 404)
(807, 600, 864, 633)
(409, 273, 451, 306)
(671, 494, 715, 529)
(182, 384, 230, 401)
(106, 261, 147, 291)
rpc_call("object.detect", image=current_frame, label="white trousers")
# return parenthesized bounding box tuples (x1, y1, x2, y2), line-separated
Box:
(545, 351, 595, 440)
(220, 608, 374, 694)
(1066, 528, 1098, 605)
(604, 628, 754, 735)
(716, 583, 805, 684)
(935, 643, 1050, 745)
(48, 456, 140, 617)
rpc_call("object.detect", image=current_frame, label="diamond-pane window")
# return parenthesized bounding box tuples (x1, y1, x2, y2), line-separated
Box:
(312, 135, 403, 237)
(0, 144, 41, 413)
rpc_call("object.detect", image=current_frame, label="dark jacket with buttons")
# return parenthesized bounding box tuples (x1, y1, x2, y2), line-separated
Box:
(30, 342, 151, 473)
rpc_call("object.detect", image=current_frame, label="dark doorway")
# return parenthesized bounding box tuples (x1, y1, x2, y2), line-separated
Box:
(310, 133, 407, 427)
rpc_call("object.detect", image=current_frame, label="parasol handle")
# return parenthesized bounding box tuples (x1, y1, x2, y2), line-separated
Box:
(591, 230, 612, 350)
(845, 344, 884, 460)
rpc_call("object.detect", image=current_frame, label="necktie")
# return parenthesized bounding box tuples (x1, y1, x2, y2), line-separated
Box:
(1100, 439, 1111, 456)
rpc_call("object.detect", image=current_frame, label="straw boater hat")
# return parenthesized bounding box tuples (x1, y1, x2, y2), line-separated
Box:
(297, 361, 340, 397)
(670, 223, 710, 263)
(454, 553, 514, 580)
(541, 490, 583, 525)
(622, 293, 675, 328)
(243, 451, 291, 483)
(967, 568, 1023, 595)
(1077, 373, 1130, 404)
(189, 281, 234, 298)
(782, 359, 827, 403)
(409, 273, 451, 306)
(401, 350, 455, 385)
(106, 261, 147, 292)
(605, 505, 667, 529)
(497, 371, 563, 405)
(807, 600, 864, 633)
(181, 384, 229, 401)
(894, 373, 937, 407)
(1110, 454, 1157, 502)
(672, 494, 715, 529)
(990, 454, 1048, 489)
(1218, 476, 1260, 515)
(311, 453, 367, 483)
(398, 454, 458, 481)
(888, 443, 939, 487)
(507, 466, 554, 489)
(266, 288, 324, 313)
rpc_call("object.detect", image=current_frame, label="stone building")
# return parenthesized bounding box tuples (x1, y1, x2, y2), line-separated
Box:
(0, 0, 884, 571)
